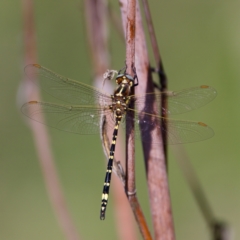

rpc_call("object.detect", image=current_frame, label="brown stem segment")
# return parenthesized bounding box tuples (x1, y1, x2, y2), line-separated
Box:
(125, 0, 136, 224)
(119, 0, 155, 239)
(136, 1, 175, 239)
(141, 0, 168, 158)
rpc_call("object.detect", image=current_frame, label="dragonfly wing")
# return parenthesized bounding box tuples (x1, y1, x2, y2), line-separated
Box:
(127, 109, 214, 144)
(166, 85, 217, 114)
(132, 85, 217, 115)
(22, 101, 114, 134)
(162, 119, 214, 144)
(25, 64, 112, 105)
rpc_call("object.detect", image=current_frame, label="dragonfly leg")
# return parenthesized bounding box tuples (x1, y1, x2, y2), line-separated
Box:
(131, 64, 139, 87)
(118, 62, 127, 75)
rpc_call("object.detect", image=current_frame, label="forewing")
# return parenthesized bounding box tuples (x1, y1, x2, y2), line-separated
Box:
(25, 64, 112, 105)
(132, 85, 217, 115)
(22, 101, 115, 134)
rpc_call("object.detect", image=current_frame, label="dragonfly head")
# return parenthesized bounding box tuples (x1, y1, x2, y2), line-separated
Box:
(115, 73, 134, 87)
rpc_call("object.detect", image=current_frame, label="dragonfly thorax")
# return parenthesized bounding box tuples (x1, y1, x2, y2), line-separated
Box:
(110, 95, 130, 119)
(114, 74, 134, 96)
(109, 74, 134, 119)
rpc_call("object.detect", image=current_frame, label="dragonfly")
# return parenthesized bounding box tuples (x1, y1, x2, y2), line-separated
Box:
(22, 64, 217, 220)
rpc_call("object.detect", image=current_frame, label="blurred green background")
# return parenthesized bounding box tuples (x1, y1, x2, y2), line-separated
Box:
(1, 0, 240, 239)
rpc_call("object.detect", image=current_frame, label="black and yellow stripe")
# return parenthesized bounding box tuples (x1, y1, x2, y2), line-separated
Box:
(100, 119, 121, 220)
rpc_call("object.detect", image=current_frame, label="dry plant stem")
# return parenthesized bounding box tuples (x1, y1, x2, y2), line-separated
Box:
(125, 0, 136, 203)
(118, 1, 152, 239)
(141, 0, 161, 68)
(120, 0, 175, 239)
(128, 195, 152, 240)
(22, 1, 80, 239)
(141, 4, 225, 239)
(84, 1, 137, 239)
(212, 223, 229, 240)
(212, 222, 231, 240)
(84, 0, 109, 75)
(141, 0, 167, 91)
(141, 0, 168, 157)
(143, 4, 228, 237)
(126, 1, 152, 240)
(142, 2, 228, 239)
(172, 147, 230, 240)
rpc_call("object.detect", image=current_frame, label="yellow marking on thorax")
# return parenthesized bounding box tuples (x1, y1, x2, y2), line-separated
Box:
(116, 84, 125, 96)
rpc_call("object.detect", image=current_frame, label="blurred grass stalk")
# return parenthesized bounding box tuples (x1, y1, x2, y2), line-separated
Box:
(20, 0, 80, 239)
(172, 146, 232, 240)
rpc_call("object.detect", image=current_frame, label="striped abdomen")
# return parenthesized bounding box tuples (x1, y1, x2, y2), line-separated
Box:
(100, 120, 120, 220)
